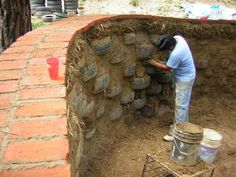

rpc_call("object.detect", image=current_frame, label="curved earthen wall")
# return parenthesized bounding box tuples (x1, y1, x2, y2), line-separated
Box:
(66, 16, 236, 177)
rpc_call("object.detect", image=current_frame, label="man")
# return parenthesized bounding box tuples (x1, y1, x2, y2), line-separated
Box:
(149, 34, 196, 141)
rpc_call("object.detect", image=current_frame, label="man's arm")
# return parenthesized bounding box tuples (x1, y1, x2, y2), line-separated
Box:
(149, 60, 172, 72)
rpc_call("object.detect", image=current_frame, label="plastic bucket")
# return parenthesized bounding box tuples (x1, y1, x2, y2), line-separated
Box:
(198, 128, 222, 163)
(171, 122, 203, 166)
(47, 58, 59, 80)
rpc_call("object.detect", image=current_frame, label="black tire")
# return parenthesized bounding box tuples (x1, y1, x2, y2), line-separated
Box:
(41, 14, 56, 22)
(30, 0, 45, 4)
(146, 80, 162, 96)
(65, 5, 78, 9)
(47, 1, 62, 6)
(91, 37, 112, 56)
(64, 0, 77, 2)
(65, 2, 78, 6)
(141, 106, 155, 118)
(47, 5, 62, 8)
(35, 11, 51, 17)
(35, 6, 50, 11)
(31, 4, 45, 8)
(65, 8, 78, 12)
(145, 66, 163, 76)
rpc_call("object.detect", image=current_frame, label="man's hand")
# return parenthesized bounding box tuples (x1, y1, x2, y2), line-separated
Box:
(148, 59, 157, 66)
(148, 59, 171, 72)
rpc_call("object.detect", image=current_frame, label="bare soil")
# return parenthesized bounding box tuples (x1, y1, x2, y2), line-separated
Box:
(67, 18, 236, 177)
(80, 95, 236, 177)
(81, 0, 236, 17)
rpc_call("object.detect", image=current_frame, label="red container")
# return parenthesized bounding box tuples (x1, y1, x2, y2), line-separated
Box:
(47, 58, 59, 80)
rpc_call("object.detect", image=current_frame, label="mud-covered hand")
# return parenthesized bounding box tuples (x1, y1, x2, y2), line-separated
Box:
(148, 59, 157, 66)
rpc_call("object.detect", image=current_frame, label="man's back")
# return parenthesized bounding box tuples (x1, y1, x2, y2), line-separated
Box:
(167, 35, 196, 82)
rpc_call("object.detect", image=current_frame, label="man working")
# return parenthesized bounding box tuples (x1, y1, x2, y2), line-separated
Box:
(149, 34, 196, 141)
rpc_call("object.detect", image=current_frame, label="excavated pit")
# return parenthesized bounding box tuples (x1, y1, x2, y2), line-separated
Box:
(66, 16, 236, 177)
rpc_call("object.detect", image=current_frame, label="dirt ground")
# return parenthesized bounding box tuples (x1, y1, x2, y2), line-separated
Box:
(80, 94, 236, 177)
(67, 17, 236, 177)
(81, 0, 236, 17)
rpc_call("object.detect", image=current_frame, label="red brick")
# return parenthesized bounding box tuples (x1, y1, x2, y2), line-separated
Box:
(20, 86, 65, 100)
(0, 95, 12, 109)
(44, 35, 73, 42)
(0, 111, 8, 127)
(0, 134, 3, 144)
(32, 48, 67, 58)
(21, 73, 65, 86)
(4, 46, 35, 54)
(11, 40, 39, 47)
(28, 57, 66, 66)
(10, 117, 67, 139)
(16, 99, 66, 118)
(17, 33, 45, 42)
(0, 70, 22, 81)
(0, 53, 30, 61)
(27, 65, 65, 75)
(0, 60, 26, 70)
(38, 42, 68, 49)
(0, 81, 18, 93)
(4, 138, 68, 163)
(0, 165, 70, 177)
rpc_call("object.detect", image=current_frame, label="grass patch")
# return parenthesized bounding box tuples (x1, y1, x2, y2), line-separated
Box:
(130, 0, 140, 6)
(31, 16, 47, 30)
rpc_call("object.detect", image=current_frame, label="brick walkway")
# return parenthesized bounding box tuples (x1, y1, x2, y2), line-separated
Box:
(0, 15, 113, 177)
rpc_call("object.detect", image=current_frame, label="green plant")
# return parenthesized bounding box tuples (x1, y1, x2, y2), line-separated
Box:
(130, 0, 140, 6)
(31, 16, 46, 29)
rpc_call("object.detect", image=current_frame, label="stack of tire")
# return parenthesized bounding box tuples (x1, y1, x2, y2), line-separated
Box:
(64, 0, 78, 14)
(47, 0, 63, 13)
(30, 0, 46, 15)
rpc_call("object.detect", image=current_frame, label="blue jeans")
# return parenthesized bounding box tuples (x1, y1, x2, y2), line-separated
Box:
(175, 79, 195, 124)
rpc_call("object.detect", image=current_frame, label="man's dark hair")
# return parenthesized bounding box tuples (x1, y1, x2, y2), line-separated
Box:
(157, 34, 176, 51)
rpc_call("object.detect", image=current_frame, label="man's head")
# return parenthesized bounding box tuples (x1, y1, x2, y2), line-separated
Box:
(157, 34, 176, 51)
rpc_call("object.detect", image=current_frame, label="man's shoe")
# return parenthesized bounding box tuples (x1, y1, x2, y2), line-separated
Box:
(163, 134, 174, 142)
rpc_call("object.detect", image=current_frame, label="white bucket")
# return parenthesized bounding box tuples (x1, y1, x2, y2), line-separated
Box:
(198, 128, 222, 163)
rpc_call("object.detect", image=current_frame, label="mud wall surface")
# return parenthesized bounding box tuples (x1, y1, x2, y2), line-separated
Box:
(66, 16, 236, 177)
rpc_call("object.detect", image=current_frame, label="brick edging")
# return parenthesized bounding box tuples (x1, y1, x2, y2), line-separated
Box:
(0, 14, 114, 177)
